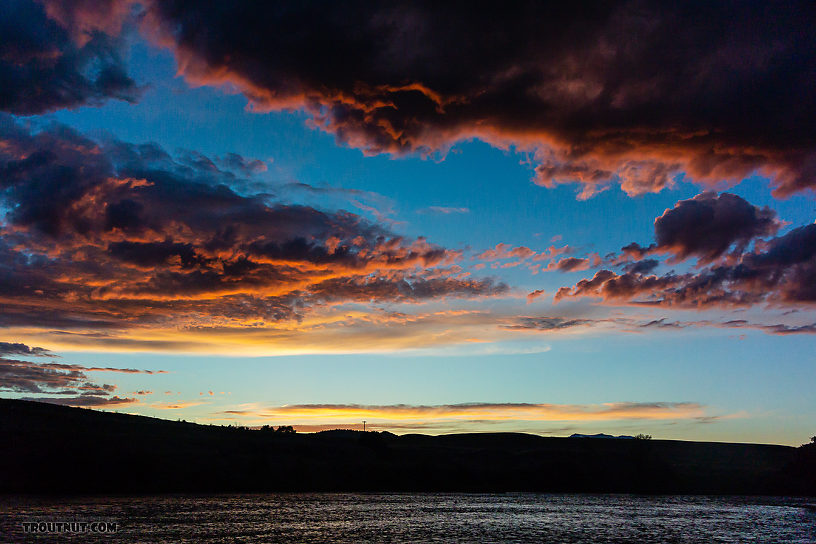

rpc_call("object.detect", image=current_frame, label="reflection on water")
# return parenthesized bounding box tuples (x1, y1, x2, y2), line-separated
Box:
(2, 493, 815, 543)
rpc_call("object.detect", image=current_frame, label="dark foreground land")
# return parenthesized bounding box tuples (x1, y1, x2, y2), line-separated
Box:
(1, 399, 814, 495)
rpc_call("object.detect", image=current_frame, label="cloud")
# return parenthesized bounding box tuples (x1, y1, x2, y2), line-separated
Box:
(0, 341, 53, 357)
(621, 259, 659, 275)
(555, 269, 684, 305)
(526, 289, 546, 303)
(623, 192, 781, 264)
(715, 319, 816, 336)
(417, 206, 470, 215)
(761, 323, 816, 335)
(637, 318, 687, 330)
(216, 401, 711, 423)
(278, 182, 397, 223)
(0, 308, 511, 356)
(477, 243, 536, 261)
(216, 153, 268, 176)
(503, 317, 593, 331)
(545, 256, 591, 272)
(21, 395, 136, 407)
(4, 0, 811, 205)
(531, 245, 573, 262)
(307, 275, 506, 305)
(150, 400, 207, 409)
(275, 420, 587, 434)
(508, 314, 816, 337)
(632, 317, 816, 336)
(0, 341, 162, 406)
(127, 1, 816, 196)
(1, 357, 99, 394)
(552, 191, 816, 309)
(0, 116, 507, 349)
(0, 0, 139, 114)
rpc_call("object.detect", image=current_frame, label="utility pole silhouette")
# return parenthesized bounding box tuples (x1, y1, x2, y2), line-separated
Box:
(363, 420, 366, 432)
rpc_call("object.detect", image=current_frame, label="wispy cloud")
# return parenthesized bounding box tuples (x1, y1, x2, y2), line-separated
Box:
(417, 206, 470, 215)
(150, 400, 208, 410)
(477, 243, 536, 261)
(0, 342, 164, 407)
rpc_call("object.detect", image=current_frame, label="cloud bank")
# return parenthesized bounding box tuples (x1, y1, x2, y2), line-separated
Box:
(14, 1, 812, 196)
(132, 0, 816, 196)
(0, 115, 506, 346)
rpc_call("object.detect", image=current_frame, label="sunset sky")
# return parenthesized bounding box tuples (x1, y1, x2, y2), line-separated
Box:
(1, 1, 814, 444)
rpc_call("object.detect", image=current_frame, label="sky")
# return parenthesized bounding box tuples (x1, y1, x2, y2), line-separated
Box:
(1, 0, 815, 444)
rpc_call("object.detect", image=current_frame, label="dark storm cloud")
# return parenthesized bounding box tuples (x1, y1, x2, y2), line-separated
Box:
(0, 0, 139, 114)
(553, 191, 813, 308)
(623, 192, 781, 264)
(0, 116, 505, 331)
(135, 0, 816, 196)
(5, 0, 814, 194)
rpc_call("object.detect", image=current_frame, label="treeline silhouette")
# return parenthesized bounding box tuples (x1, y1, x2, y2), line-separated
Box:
(1, 399, 813, 495)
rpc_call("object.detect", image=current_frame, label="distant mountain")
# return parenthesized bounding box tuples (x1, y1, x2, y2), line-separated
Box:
(1, 399, 813, 495)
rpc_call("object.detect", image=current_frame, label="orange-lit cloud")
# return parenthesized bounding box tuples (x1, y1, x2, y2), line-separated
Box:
(0, 117, 508, 353)
(134, 1, 816, 197)
(477, 244, 536, 261)
(543, 256, 592, 273)
(215, 401, 717, 430)
(526, 289, 547, 303)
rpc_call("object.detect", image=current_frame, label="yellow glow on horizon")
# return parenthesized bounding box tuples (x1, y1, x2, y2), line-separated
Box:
(2, 303, 591, 356)
(212, 401, 712, 425)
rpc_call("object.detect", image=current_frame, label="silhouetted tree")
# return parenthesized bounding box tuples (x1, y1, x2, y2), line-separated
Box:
(635, 434, 652, 440)
(276, 425, 296, 434)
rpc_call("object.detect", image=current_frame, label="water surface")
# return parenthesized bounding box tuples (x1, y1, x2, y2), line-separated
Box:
(2, 493, 814, 543)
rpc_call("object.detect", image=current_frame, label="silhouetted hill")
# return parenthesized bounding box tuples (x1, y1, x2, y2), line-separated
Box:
(1, 399, 813, 495)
